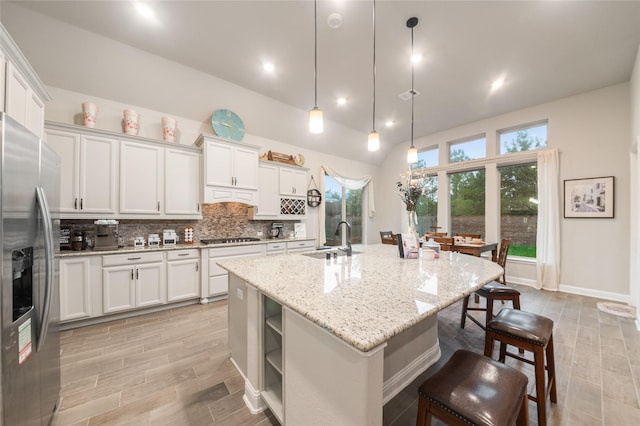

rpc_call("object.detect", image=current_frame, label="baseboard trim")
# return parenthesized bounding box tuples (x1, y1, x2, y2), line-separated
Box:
(382, 340, 441, 404)
(559, 284, 630, 303)
(242, 377, 266, 415)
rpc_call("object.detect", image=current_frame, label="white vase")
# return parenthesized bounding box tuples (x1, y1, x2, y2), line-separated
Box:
(81, 102, 97, 128)
(161, 116, 177, 142)
(123, 109, 140, 135)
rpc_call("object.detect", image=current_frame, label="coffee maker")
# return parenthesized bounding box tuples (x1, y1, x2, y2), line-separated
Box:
(94, 220, 119, 251)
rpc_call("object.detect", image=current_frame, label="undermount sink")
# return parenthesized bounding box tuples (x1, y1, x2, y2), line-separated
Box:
(302, 249, 362, 259)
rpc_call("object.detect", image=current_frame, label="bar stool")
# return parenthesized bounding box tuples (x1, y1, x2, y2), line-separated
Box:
(484, 309, 557, 426)
(460, 281, 521, 330)
(417, 349, 529, 426)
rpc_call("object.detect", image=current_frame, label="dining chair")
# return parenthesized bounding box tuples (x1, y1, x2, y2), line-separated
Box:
(455, 232, 482, 239)
(460, 239, 520, 330)
(425, 231, 447, 238)
(433, 237, 455, 251)
(379, 231, 397, 245)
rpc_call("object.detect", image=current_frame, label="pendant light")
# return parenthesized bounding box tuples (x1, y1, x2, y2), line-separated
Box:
(406, 17, 418, 163)
(309, 0, 323, 134)
(367, 0, 380, 151)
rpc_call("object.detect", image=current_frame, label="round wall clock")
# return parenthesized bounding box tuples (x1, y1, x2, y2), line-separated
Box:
(211, 109, 245, 141)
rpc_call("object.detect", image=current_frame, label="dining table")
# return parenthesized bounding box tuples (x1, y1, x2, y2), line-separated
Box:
(454, 241, 499, 262)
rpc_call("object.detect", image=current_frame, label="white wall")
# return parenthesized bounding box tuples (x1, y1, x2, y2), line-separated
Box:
(630, 44, 640, 316)
(378, 83, 631, 301)
(43, 86, 380, 244)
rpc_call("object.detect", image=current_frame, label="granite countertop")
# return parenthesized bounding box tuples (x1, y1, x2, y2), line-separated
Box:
(57, 237, 316, 257)
(217, 244, 503, 353)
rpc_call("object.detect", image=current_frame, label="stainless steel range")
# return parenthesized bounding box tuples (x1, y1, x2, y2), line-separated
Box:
(200, 237, 261, 244)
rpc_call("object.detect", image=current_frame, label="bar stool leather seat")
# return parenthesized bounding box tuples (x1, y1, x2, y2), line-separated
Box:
(417, 349, 529, 426)
(485, 309, 557, 426)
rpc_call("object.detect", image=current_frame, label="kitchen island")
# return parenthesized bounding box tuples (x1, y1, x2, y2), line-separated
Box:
(218, 244, 503, 425)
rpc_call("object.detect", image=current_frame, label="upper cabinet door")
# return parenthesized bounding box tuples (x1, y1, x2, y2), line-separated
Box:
(80, 135, 117, 214)
(5, 62, 45, 138)
(44, 129, 81, 213)
(233, 146, 259, 190)
(205, 141, 233, 187)
(120, 141, 163, 214)
(279, 167, 307, 196)
(165, 148, 200, 215)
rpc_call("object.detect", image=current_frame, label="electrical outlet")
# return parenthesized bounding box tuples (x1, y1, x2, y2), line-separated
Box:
(257, 231, 264, 237)
(236, 288, 243, 300)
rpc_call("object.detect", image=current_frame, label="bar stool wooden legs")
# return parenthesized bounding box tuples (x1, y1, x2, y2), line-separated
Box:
(460, 281, 521, 330)
(417, 349, 529, 426)
(484, 309, 557, 426)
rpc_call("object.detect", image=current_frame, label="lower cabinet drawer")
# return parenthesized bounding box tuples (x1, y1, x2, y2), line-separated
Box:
(209, 275, 228, 296)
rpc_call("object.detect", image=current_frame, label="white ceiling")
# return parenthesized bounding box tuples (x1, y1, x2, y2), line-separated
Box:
(4, 1, 640, 164)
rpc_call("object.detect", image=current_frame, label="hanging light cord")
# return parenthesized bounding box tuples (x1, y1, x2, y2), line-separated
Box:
(372, 0, 376, 132)
(314, 0, 318, 108)
(410, 21, 415, 148)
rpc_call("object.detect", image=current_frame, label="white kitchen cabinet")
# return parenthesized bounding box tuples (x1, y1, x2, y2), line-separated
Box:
(196, 134, 259, 204)
(165, 148, 201, 215)
(200, 244, 265, 303)
(251, 162, 279, 219)
(166, 249, 200, 302)
(1, 24, 50, 137)
(120, 141, 163, 215)
(279, 166, 307, 197)
(285, 239, 316, 253)
(266, 241, 286, 256)
(248, 161, 308, 220)
(102, 252, 166, 314)
(45, 128, 118, 215)
(59, 256, 104, 322)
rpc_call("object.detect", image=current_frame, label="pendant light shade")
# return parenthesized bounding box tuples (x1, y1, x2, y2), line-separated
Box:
(407, 17, 418, 163)
(309, 107, 323, 134)
(368, 130, 380, 151)
(367, 0, 379, 152)
(309, 0, 323, 134)
(407, 145, 418, 163)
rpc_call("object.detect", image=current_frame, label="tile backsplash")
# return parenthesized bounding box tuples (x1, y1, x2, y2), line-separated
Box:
(62, 203, 300, 247)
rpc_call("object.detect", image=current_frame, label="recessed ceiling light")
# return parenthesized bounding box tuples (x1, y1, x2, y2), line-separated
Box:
(337, 97, 347, 105)
(411, 54, 422, 64)
(133, 2, 157, 22)
(385, 120, 394, 127)
(263, 62, 275, 73)
(328, 13, 343, 29)
(491, 77, 505, 91)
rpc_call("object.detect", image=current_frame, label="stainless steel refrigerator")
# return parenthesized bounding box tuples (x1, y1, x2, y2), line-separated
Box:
(1, 113, 61, 425)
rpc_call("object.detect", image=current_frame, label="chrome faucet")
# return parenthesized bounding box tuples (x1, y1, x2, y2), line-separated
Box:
(334, 221, 352, 256)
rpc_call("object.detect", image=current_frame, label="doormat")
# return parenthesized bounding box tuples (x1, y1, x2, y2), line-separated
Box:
(596, 302, 636, 319)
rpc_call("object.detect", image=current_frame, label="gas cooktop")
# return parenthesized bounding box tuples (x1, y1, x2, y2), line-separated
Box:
(200, 237, 261, 245)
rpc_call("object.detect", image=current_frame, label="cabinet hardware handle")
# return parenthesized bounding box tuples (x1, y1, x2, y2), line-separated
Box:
(178, 253, 189, 256)
(131, 269, 134, 280)
(197, 203, 200, 212)
(136, 268, 139, 279)
(128, 257, 142, 260)
(74, 198, 78, 210)
(80, 198, 84, 210)
(157, 201, 160, 212)
(196, 263, 199, 272)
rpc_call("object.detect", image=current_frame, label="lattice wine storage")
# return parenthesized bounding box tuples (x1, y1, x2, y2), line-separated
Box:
(280, 198, 306, 216)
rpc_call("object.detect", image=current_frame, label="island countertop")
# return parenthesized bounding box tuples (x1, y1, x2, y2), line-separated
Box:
(218, 244, 502, 352)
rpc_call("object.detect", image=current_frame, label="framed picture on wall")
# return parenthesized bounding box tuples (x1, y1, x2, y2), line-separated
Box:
(564, 176, 615, 218)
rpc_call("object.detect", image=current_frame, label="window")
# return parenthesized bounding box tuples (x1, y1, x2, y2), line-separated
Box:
(450, 170, 486, 237)
(410, 149, 438, 235)
(500, 163, 537, 258)
(449, 136, 486, 163)
(324, 175, 363, 245)
(499, 123, 547, 154)
(414, 148, 439, 169)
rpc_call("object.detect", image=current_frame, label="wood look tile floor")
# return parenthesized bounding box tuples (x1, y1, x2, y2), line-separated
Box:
(55, 285, 640, 426)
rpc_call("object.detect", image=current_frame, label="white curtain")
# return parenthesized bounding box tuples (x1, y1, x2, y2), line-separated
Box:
(317, 166, 375, 246)
(536, 149, 561, 290)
